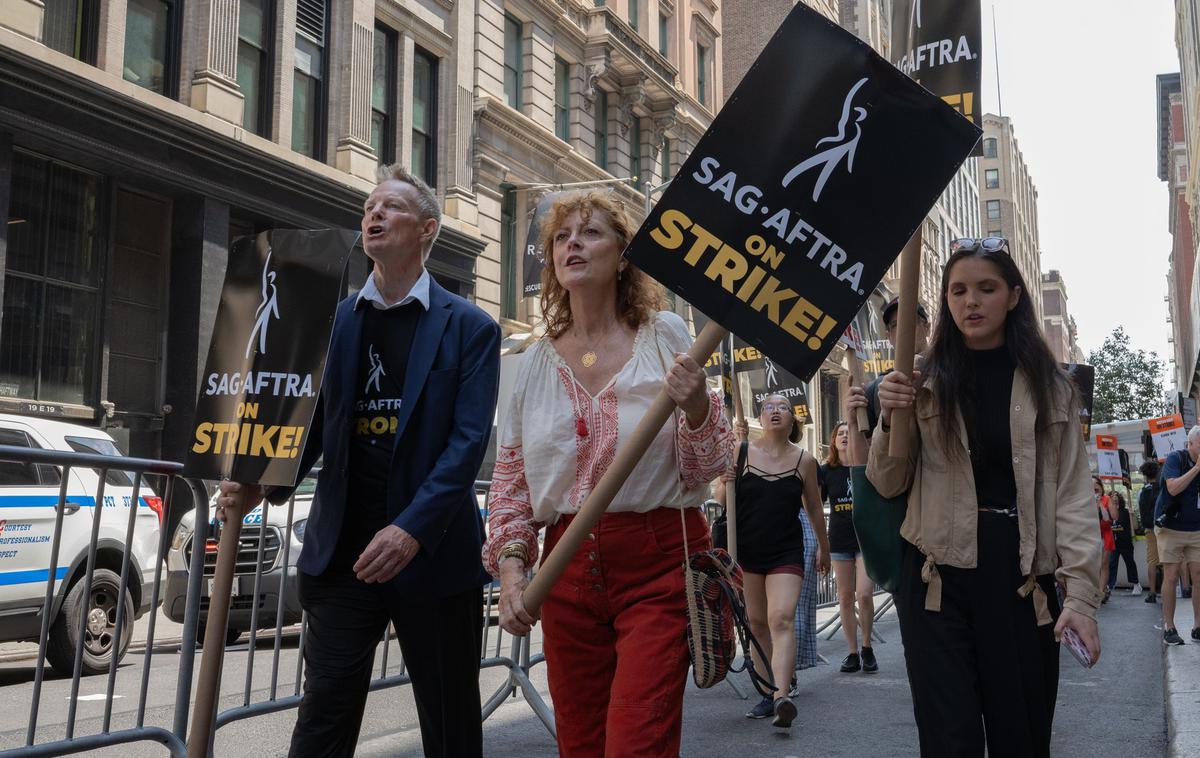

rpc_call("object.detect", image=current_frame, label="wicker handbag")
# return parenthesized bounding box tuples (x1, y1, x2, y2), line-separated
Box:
(679, 506, 774, 695)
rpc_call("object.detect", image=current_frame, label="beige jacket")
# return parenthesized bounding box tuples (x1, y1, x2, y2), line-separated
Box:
(866, 368, 1102, 622)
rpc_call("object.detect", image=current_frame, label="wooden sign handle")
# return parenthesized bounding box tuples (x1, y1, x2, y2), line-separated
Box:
(888, 228, 922, 458)
(188, 504, 244, 757)
(848, 351, 870, 433)
(523, 321, 729, 614)
(726, 338, 743, 565)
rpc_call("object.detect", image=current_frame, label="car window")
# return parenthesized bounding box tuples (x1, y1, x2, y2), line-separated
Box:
(64, 436, 135, 486)
(0, 428, 62, 487)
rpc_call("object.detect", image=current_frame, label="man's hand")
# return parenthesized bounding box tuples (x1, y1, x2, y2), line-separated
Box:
(1055, 607, 1101, 665)
(215, 481, 265, 524)
(354, 525, 420, 583)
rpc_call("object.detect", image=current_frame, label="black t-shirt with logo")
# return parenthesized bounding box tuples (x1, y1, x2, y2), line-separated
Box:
(332, 301, 421, 569)
(820, 463, 859, 554)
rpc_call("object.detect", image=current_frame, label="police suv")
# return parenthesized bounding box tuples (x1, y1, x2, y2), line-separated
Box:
(0, 415, 162, 675)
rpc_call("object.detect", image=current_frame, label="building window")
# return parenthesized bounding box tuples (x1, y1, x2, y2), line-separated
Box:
(42, 0, 98, 63)
(238, 0, 273, 138)
(987, 229, 1002, 238)
(696, 43, 708, 106)
(984, 168, 999, 189)
(659, 13, 669, 57)
(123, 0, 179, 96)
(554, 56, 570, 141)
(630, 117, 642, 189)
(983, 137, 997, 158)
(593, 89, 608, 169)
(1, 151, 103, 406)
(660, 136, 671, 181)
(412, 47, 437, 187)
(628, 0, 638, 30)
(504, 14, 523, 109)
(986, 199, 1001, 220)
(370, 25, 397, 164)
(292, 0, 328, 159)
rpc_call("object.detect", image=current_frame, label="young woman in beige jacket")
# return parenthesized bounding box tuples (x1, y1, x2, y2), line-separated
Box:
(860, 239, 1101, 758)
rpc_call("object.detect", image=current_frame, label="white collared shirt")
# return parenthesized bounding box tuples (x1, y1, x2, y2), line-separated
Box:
(355, 268, 431, 311)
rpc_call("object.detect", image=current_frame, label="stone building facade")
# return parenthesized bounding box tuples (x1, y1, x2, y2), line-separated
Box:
(0, 0, 723, 463)
(978, 113, 1043, 326)
(1040, 270, 1084, 365)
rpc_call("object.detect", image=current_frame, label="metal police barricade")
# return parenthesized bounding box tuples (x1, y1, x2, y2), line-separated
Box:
(206, 479, 555, 741)
(0, 443, 207, 757)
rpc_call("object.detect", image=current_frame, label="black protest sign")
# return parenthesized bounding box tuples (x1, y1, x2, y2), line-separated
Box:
(624, 3, 980, 382)
(703, 337, 768, 377)
(1063, 363, 1095, 440)
(749, 358, 810, 421)
(522, 193, 558, 297)
(892, 0, 983, 129)
(186, 229, 358, 486)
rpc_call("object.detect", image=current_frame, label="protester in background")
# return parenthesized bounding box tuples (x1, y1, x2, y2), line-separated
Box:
(868, 239, 1101, 758)
(1094, 476, 1118, 604)
(218, 165, 500, 758)
(484, 190, 732, 757)
(1155, 427, 1200, 645)
(1107, 489, 1141, 596)
(861, 298, 931, 437)
(719, 395, 830, 728)
(821, 421, 878, 673)
(1140, 460, 1163, 603)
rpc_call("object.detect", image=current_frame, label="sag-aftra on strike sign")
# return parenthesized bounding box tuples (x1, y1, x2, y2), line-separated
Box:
(625, 3, 980, 382)
(186, 229, 357, 487)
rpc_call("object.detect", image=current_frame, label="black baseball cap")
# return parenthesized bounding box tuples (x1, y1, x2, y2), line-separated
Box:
(882, 297, 929, 327)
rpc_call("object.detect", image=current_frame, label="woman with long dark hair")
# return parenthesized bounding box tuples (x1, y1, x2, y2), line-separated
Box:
(718, 394, 830, 728)
(867, 238, 1101, 758)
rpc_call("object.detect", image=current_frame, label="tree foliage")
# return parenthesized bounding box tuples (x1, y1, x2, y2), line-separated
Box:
(1087, 327, 1170, 424)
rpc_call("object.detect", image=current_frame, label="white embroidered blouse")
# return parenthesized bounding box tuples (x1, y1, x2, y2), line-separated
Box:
(482, 311, 732, 577)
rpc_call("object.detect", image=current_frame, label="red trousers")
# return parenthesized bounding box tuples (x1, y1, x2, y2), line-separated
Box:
(542, 507, 710, 758)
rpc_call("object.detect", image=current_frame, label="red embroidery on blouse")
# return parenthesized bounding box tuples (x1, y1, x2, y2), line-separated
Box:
(482, 443, 542, 577)
(556, 367, 620, 511)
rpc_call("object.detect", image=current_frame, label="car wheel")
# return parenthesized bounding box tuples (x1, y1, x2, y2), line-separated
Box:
(46, 568, 136, 677)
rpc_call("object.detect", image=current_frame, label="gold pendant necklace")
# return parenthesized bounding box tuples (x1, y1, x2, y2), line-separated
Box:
(581, 351, 598, 367)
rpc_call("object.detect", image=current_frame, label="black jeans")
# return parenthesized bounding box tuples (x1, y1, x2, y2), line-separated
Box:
(1107, 544, 1139, 590)
(895, 512, 1060, 758)
(287, 569, 484, 758)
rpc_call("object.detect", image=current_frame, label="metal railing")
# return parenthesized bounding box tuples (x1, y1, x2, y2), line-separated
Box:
(0, 443, 206, 757)
(1, 448, 555, 757)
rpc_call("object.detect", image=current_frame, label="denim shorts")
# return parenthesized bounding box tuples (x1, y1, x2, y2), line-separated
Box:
(830, 551, 860, 562)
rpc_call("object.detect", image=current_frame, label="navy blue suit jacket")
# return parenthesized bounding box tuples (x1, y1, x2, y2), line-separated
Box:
(271, 277, 500, 598)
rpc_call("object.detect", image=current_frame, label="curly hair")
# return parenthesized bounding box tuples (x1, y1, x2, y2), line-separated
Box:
(538, 190, 664, 339)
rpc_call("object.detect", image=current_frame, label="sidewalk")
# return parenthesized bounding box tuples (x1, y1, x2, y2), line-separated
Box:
(1164, 588, 1200, 758)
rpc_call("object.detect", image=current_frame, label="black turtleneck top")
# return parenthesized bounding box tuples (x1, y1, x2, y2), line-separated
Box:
(963, 345, 1017, 511)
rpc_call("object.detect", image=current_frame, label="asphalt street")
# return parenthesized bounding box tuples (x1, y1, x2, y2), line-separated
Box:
(0, 583, 1166, 757)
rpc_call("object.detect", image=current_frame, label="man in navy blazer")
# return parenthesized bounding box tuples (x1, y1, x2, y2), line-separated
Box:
(218, 165, 500, 757)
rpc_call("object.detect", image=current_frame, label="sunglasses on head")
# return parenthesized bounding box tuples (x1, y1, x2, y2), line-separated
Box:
(950, 237, 1009, 254)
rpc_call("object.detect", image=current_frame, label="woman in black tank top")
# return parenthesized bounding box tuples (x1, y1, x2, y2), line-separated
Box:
(716, 393, 830, 728)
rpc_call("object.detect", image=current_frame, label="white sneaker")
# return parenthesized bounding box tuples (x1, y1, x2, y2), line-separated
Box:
(1130, 583, 1143, 596)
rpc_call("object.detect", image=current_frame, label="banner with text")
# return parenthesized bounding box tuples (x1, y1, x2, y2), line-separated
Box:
(1148, 413, 1187, 461)
(185, 229, 358, 486)
(624, 3, 980, 382)
(1095, 434, 1122, 480)
(891, 0, 983, 134)
(522, 192, 559, 297)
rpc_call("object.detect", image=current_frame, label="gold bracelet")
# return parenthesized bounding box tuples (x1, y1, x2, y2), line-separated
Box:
(498, 543, 528, 566)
